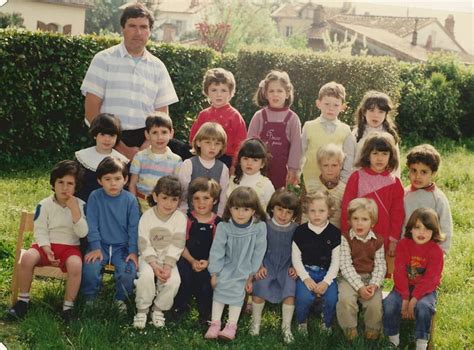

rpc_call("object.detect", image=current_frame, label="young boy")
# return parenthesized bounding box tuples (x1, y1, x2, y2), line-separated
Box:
(171, 177, 221, 325)
(133, 176, 187, 329)
(404, 144, 453, 253)
(9, 160, 87, 322)
(301, 81, 356, 192)
(81, 157, 140, 309)
(129, 112, 182, 208)
(189, 68, 247, 169)
(337, 198, 386, 340)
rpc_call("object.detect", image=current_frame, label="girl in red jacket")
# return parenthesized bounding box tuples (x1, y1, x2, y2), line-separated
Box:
(383, 208, 444, 350)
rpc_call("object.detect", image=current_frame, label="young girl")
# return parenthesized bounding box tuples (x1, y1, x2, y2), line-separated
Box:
(133, 176, 187, 329)
(383, 208, 444, 350)
(226, 138, 275, 210)
(292, 192, 340, 334)
(341, 131, 404, 257)
(75, 113, 128, 202)
(251, 189, 301, 343)
(353, 91, 401, 177)
(204, 187, 267, 341)
(248, 70, 302, 189)
(178, 122, 229, 216)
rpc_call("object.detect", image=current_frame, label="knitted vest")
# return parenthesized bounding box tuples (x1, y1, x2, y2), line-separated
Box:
(189, 156, 224, 212)
(342, 231, 384, 274)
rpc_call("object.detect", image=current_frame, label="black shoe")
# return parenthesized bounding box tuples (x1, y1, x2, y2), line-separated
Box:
(8, 300, 28, 319)
(61, 309, 73, 324)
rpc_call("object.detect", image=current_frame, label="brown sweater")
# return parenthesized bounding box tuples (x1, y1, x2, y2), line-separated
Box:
(342, 231, 383, 274)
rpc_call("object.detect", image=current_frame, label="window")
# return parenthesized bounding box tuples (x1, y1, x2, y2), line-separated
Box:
(286, 26, 293, 37)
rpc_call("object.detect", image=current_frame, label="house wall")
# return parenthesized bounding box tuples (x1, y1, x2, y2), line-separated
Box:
(414, 23, 461, 52)
(274, 17, 312, 37)
(1, 0, 86, 35)
(155, 11, 205, 41)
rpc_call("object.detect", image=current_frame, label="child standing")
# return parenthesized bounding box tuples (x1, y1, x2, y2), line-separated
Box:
(75, 113, 128, 202)
(189, 68, 247, 169)
(383, 208, 444, 350)
(81, 157, 140, 309)
(9, 161, 87, 322)
(301, 81, 356, 191)
(226, 138, 275, 209)
(251, 189, 301, 343)
(171, 177, 221, 325)
(353, 90, 401, 177)
(204, 187, 267, 341)
(404, 144, 453, 254)
(129, 112, 182, 207)
(179, 122, 229, 216)
(341, 132, 404, 257)
(133, 176, 186, 329)
(248, 70, 302, 189)
(337, 198, 386, 340)
(292, 192, 341, 334)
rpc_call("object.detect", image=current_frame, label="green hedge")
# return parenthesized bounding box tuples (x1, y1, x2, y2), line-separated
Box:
(0, 29, 472, 168)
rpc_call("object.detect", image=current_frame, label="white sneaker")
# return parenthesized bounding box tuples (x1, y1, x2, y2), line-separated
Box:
(115, 300, 127, 313)
(151, 310, 165, 328)
(133, 313, 147, 329)
(298, 323, 308, 335)
(250, 321, 260, 336)
(320, 324, 332, 334)
(282, 328, 294, 344)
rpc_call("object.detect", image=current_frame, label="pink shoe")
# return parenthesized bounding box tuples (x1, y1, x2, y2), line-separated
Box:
(204, 320, 221, 339)
(218, 323, 238, 341)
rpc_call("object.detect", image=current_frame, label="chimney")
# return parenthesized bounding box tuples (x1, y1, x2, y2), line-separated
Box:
(411, 18, 418, 46)
(313, 5, 325, 25)
(425, 35, 432, 51)
(342, 2, 351, 13)
(445, 15, 455, 38)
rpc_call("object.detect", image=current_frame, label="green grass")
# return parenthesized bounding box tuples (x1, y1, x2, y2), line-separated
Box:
(1, 140, 473, 349)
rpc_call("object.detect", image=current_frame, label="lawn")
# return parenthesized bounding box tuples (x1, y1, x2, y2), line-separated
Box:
(0, 140, 473, 349)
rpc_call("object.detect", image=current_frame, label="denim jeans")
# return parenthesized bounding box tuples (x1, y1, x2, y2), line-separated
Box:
(81, 243, 137, 301)
(383, 289, 436, 340)
(295, 266, 338, 327)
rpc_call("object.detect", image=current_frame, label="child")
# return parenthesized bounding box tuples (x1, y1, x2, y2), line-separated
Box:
(292, 192, 341, 334)
(133, 176, 187, 329)
(226, 138, 275, 209)
(383, 208, 444, 350)
(353, 90, 401, 177)
(75, 113, 128, 202)
(341, 132, 404, 257)
(179, 122, 229, 216)
(404, 144, 453, 254)
(204, 187, 267, 341)
(248, 70, 302, 189)
(336, 198, 386, 340)
(189, 68, 247, 169)
(171, 177, 221, 325)
(9, 160, 87, 322)
(81, 157, 140, 309)
(129, 112, 182, 207)
(301, 81, 356, 191)
(251, 189, 301, 343)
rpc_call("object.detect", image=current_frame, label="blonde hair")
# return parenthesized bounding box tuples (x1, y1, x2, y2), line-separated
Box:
(317, 143, 345, 165)
(191, 122, 227, 157)
(318, 81, 346, 102)
(347, 198, 378, 226)
(303, 191, 336, 218)
(253, 70, 294, 108)
(222, 187, 267, 222)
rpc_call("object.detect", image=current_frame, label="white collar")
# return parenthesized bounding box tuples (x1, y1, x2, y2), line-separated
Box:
(308, 220, 329, 234)
(75, 146, 129, 171)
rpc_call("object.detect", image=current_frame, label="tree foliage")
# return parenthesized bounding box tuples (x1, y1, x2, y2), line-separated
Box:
(84, 0, 126, 34)
(0, 12, 24, 28)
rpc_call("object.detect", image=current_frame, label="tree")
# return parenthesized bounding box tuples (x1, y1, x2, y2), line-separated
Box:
(0, 12, 24, 28)
(85, 0, 127, 34)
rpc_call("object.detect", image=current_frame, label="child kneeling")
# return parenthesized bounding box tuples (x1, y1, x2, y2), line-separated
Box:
(336, 198, 386, 340)
(133, 176, 187, 329)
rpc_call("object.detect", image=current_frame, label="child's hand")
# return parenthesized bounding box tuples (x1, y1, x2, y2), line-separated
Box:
(85, 249, 103, 263)
(210, 274, 217, 289)
(286, 170, 299, 186)
(407, 297, 417, 320)
(198, 260, 209, 271)
(42, 246, 60, 266)
(366, 284, 378, 297)
(191, 260, 202, 272)
(255, 266, 267, 280)
(401, 299, 409, 319)
(314, 281, 329, 296)
(288, 267, 298, 280)
(125, 253, 138, 269)
(303, 278, 318, 293)
(358, 286, 372, 300)
(388, 241, 397, 257)
(245, 276, 253, 293)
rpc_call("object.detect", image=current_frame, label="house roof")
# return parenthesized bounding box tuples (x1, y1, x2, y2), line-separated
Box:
(157, 0, 210, 14)
(37, 0, 93, 8)
(272, 2, 344, 19)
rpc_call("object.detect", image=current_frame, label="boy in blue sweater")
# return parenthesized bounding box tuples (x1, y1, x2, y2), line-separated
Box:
(81, 157, 140, 310)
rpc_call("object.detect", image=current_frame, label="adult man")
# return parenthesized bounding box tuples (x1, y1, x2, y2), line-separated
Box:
(81, 3, 179, 160)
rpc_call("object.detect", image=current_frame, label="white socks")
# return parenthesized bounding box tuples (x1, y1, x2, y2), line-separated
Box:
(251, 301, 265, 335)
(63, 300, 74, 311)
(18, 292, 30, 303)
(281, 304, 294, 332)
(228, 305, 241, 325)
(211, 301, 225, 322)
(389, 334, 400, 346)
(416, 339, 428, 350)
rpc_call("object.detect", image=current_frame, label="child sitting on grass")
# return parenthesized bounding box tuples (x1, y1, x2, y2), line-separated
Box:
(9, 160, 88, 322)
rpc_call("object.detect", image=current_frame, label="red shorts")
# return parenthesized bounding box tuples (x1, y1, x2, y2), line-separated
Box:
(31, 243, 82, 272)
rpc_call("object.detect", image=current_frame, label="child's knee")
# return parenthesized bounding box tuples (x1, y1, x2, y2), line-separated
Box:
(21, 249, 41, 267)
(65, 256, 82, 276)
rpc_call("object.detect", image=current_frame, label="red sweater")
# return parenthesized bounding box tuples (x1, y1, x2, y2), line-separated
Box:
(341, 168, 405, 250)
(189, 104, 247, 158)
(394, 238, 443, 300)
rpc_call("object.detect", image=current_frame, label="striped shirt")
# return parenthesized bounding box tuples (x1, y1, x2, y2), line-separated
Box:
(130, 146, 182, 196)
(80, 41, 178, 130)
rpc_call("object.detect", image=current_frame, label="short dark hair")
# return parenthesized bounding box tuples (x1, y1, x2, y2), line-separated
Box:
(120, 3, 154, 29)
(406, 144, 441, 173)
(222, 187, 267, 223)
(50, 160, 84, 191)
(266, 188, 301, 219)
(356, 131, 399, 172)
(96, 156, 128, 179)
(147, 175, 182, 206)
(188, 177, 220, 202)
(89, 113, 121, 146)
(234, 138, 269, 184)
(202, 68, 236, 97)
(145, 112, 173, 132)
(404, 207, 445, 243)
